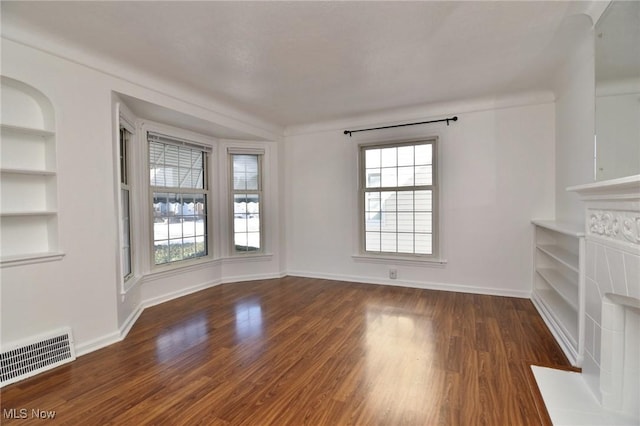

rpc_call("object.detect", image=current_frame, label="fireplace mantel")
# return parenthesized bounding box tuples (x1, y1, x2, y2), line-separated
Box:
(567, 174, 640, 200)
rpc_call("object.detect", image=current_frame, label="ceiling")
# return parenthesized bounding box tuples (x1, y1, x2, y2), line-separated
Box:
(1, 1, 596, 128)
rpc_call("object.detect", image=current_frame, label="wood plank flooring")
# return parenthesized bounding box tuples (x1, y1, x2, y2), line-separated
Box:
(1, 277, 571, 425)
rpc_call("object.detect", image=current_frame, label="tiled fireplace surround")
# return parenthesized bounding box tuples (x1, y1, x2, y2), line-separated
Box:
(569, 176, 640, 420)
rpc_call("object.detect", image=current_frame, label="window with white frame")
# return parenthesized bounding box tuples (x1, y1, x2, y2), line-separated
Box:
(119, 126, 133, 279)
(230, 151, 263, 253)
(360, 139, 438, 256)
(148, 132, 210, 265)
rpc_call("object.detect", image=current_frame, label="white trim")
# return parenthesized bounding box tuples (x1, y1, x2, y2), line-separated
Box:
(143, 258, 221, 283)
(221, 253, 273, 263)
(220, 272, 284, 284)
(0, 252, 65, 268)
(121, 274, 142, 296)
(119, 303, 144, 340)
(286, 270, 531, 299)
(74, 330, 121, 357)
(227, 146, 265, 155)
(141, 278, 223, 309)
(352, 254, 447, 267)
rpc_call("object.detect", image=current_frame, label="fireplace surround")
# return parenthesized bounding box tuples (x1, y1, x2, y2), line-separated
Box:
(568, 175, 640, 420)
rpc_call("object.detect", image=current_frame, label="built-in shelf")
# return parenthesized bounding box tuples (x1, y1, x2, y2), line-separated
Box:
(1, 168, 57, 176)
(0, 123, 55, 137)
(535, 288, 579, 348)
(537, 245, 579, 273)
(0, 211, 58, 217)
(531, 219, 584, 237)
(532, 219, 585, 367)
(0, 251, 66, 268)
(1, 76, 62, 267)
(536, 268, 579, 310)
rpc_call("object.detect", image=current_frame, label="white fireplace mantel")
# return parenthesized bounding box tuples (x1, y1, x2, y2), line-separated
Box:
(567, 174, 640, 200)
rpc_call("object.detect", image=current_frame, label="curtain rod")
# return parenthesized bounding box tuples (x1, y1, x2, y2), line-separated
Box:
(343, 116, 458, 137)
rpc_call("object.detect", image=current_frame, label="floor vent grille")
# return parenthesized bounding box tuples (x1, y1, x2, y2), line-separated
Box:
(1, 328, 76, 387)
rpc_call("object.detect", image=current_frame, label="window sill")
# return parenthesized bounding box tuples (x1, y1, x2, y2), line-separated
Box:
(121, 275, 143, 296)
(1, 251, 65, 268)
(145, 257, 221, 282)
(352, 254, 447, 267)
(221, 253, 273, 263)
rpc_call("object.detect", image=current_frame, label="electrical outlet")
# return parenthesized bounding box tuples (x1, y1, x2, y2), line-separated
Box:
(389, 268, 397, 279)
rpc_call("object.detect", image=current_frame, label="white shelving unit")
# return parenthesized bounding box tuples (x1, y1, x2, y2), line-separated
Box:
(1, 76, 64, 267)
(531, 219, 585, 367)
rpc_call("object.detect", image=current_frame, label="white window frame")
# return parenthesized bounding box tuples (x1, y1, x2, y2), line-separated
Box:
(119, 125, 134, 281)
(146, 129, 214, 268)
(228, 147, 265, 255)
(116, 100, 142, 295)
(358, 137, 441, 260)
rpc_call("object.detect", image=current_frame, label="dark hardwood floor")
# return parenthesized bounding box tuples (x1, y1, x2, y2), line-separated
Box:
(1, 276, 570, 425)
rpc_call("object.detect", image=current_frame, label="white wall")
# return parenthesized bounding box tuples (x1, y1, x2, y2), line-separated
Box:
(595, 79, 640, 181)
(553, 18, 596, 225)
(284, 96, 556, 297)
(1, 38, 283, 355)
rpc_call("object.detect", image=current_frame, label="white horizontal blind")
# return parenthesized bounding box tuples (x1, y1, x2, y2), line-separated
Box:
(148, 132, 212, 152)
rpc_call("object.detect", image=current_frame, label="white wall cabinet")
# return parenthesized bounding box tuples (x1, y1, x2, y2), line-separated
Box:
(531, 220, 585, 367)
(1, 77, 63, 266)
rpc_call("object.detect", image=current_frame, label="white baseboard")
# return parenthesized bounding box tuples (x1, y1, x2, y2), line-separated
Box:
(141, 278, 223, 310)
(220, 271, 286, 284)
(286, 269, 532, 299)
(119, 303, 144, 340)
(74, 330, 121, 357)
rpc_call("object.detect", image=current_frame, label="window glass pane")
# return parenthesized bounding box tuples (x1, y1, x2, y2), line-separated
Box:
(183, 217, 196, 238)
(365, 212, 381, 231)
(247, 232, 260, 249)
(365, 149, 381, 168)
(248, 215, 260, 232)
(381, 233, 397, 252)
(366, 232, 380, 251)
(381, 147, 397, 167)
(195, 235, 207, 257)
(234, 233, 248, 250)
(396, 191, 413, 211)
(414, 190, 432, 211)
(397, 146, 413, 166)
(366, 169, 381, 188)
(365, 191, 381, 212)
(415, 165, 432, 186)
(380, 191, 396, 212)
(122, 247, 131, 276)
(397, 166, 414, 187)
(398, 233, 414, 253)
(415, 233, 432, 254)
(415, 212, 432, 233)
(233, 155, 258, 191)
(381, 167, 397, 187)
(415, 144, 432, 165)
(169, 238, 183, 261)
(397, 212, 414, 232)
